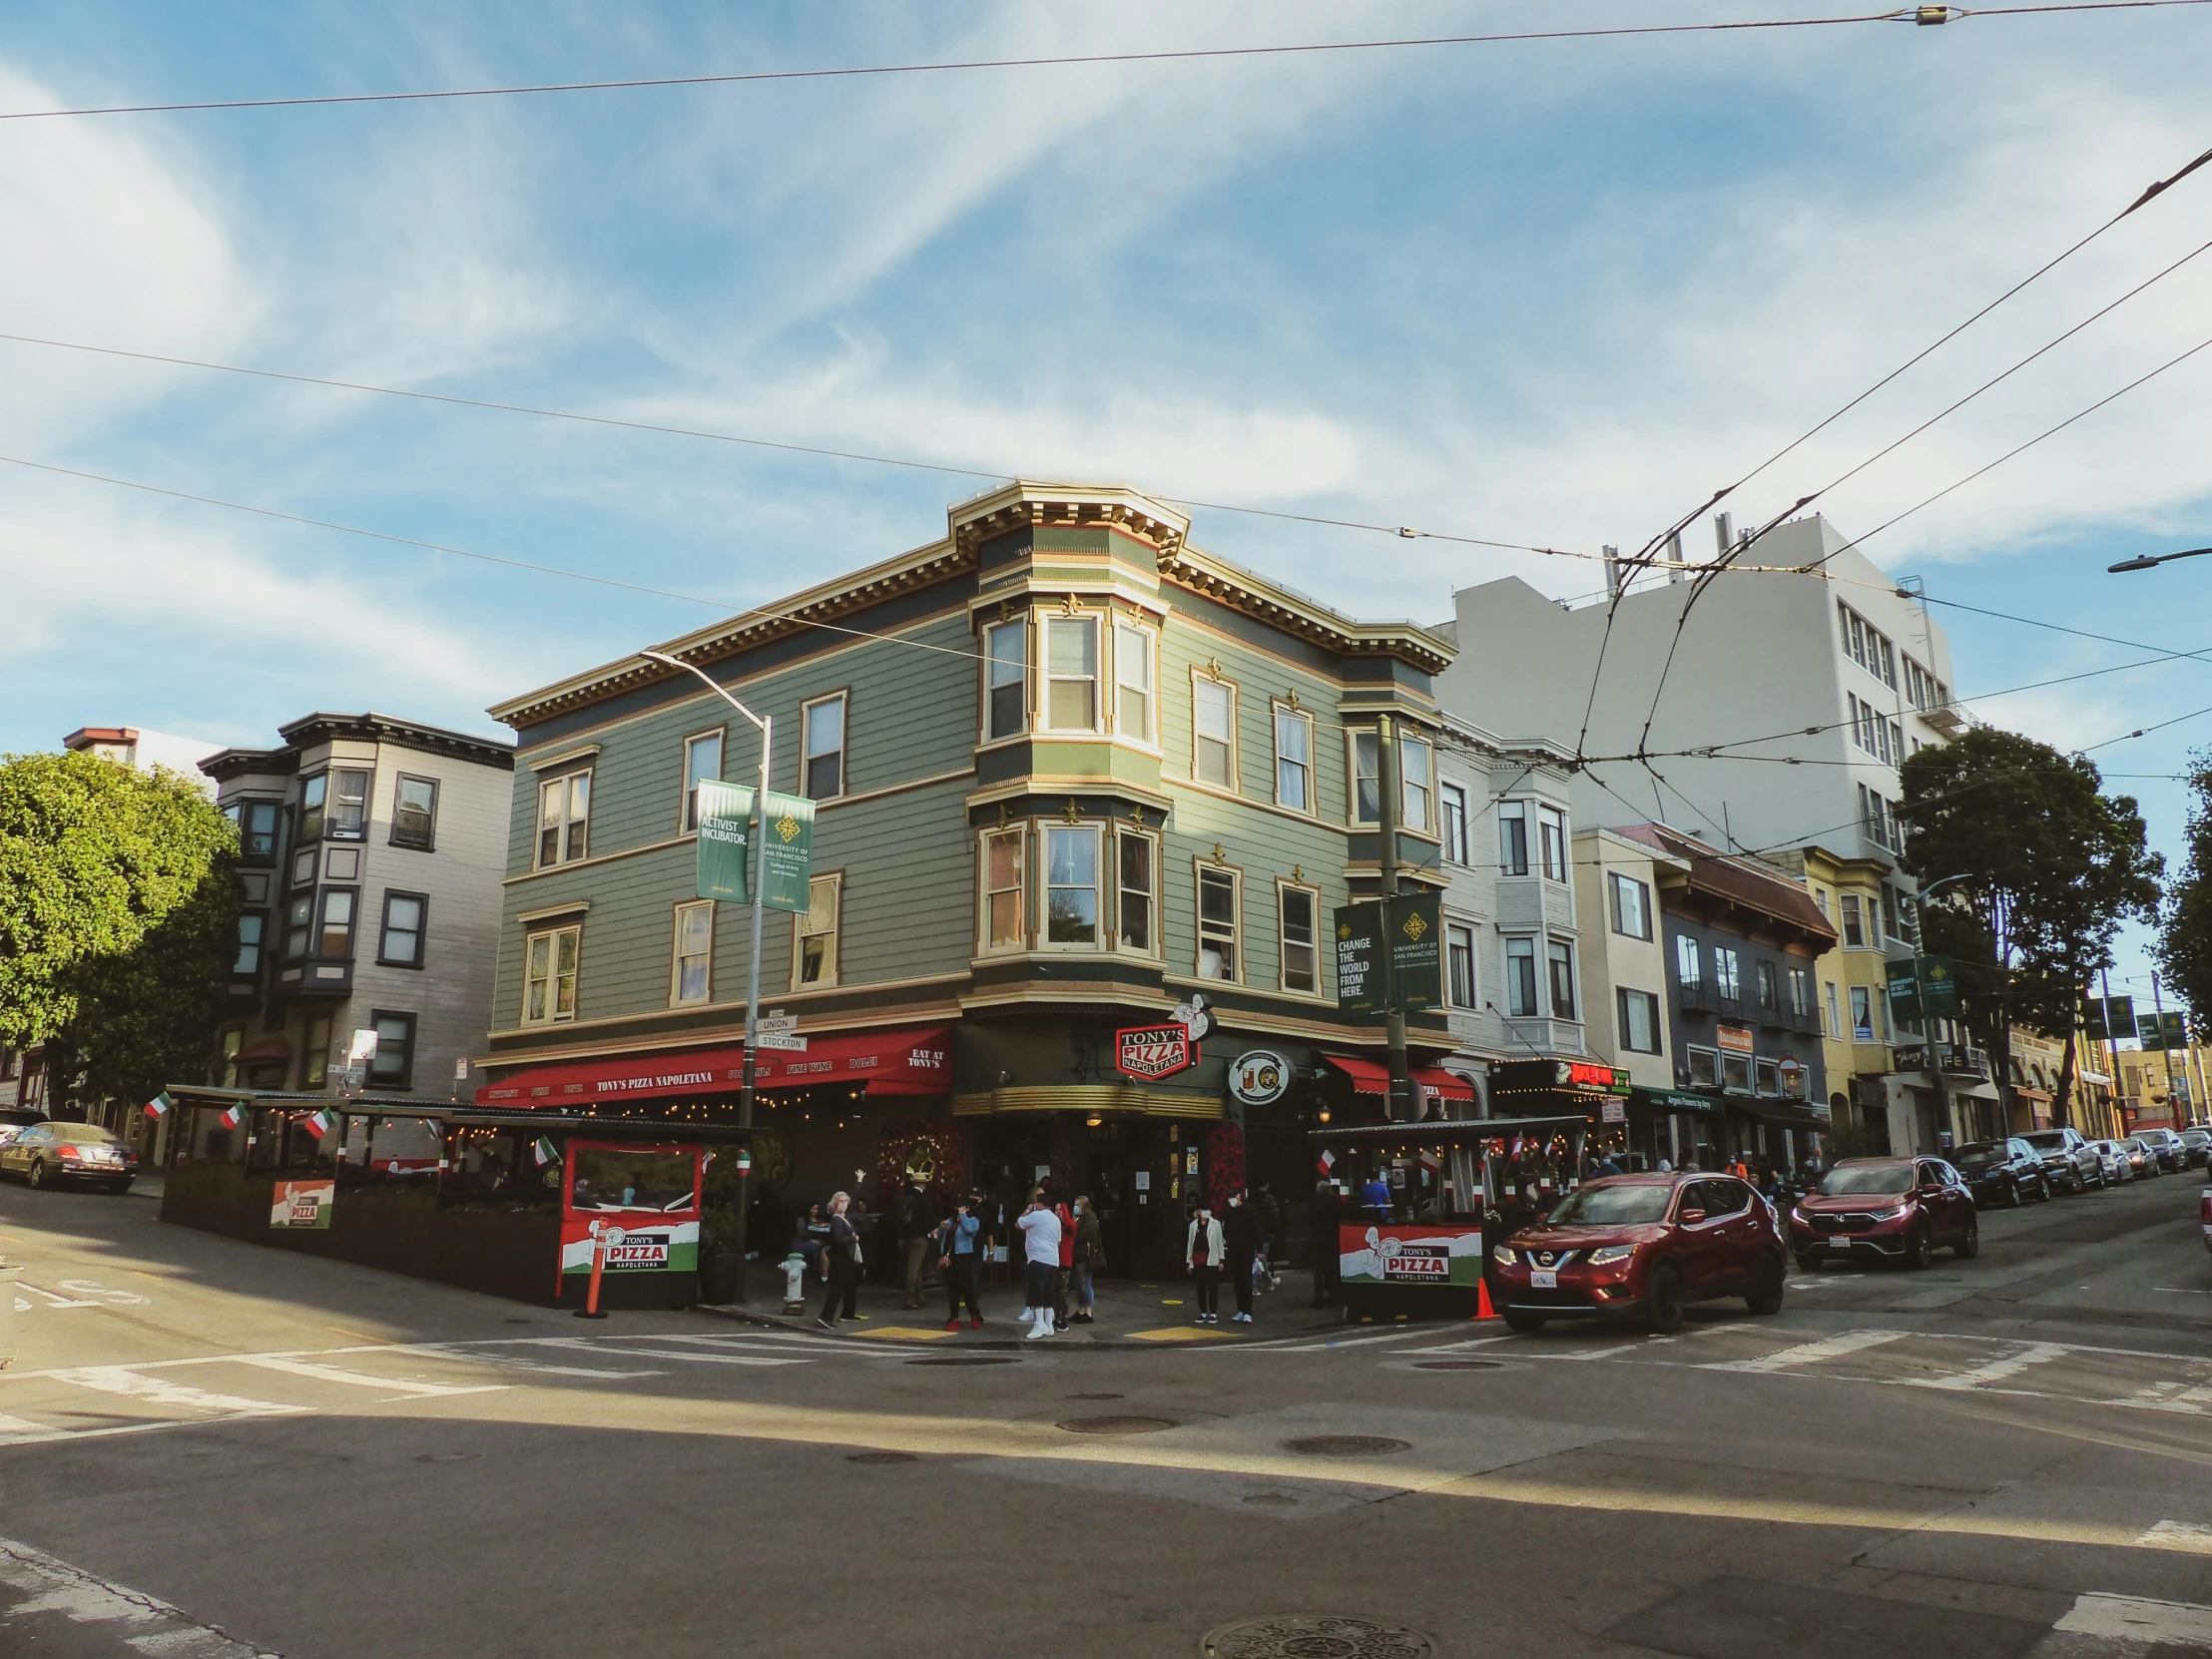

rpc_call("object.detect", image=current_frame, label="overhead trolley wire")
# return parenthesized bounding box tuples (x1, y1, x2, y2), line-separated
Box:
(6, 3, 2207, 122)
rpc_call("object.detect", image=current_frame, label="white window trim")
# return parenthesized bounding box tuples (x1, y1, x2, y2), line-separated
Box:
(1111, 619, 1158, 747)
(534, 767, 593, 871)
(981, 616, 1031, 743)
(792, 869, 843, 990)
(1275, 877, 1324, 998)
(1546, 935, 1578, 1022)
(1438, 780, 1469, 865)
(1496, 799, 1531, 876)
(680, 727, 726, 832)
(1113, 824, 1161, 959)
(1192, 668, 1240, 793)
(1042, 612, 1103, 735)
(1271, 700, 1316, 817)
(1039, 823, 1105, 953)
(1502, 933, 1540, 1018)
(1195, 857, 1243, 984)
(800, 690, 849, 802)
(1444, 918, 1478, 1010)
(1618, 986, 1663, 1055)
(520, 922, 581, 1027)
(977, 824, 1029, 957)
(670, 898, 715, 1007)
(1537, 804, 1568, 882)
(1398, 732, 1435, 835)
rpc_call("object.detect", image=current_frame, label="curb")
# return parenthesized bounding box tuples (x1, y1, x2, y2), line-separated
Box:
(691, 1300, 1356, 1349)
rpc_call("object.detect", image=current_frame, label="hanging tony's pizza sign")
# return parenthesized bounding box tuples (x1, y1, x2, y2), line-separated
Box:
(1115, 1023, 1198, 1081)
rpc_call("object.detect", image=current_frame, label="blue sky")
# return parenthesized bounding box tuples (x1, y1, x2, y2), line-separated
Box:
(3, 1, 2209, 1000)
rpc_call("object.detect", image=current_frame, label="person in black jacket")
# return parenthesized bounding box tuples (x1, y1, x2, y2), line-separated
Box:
(1309, 1180, 1342, 1308)
(817, 1192, 859, 1330)
(1223, 1189, 1263, 1325)
(892, 1179, 937, 1309)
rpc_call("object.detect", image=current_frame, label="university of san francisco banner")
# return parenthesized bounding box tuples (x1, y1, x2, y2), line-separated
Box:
(695, 783, 814, 912)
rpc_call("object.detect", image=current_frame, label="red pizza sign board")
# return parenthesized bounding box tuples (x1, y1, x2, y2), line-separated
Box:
(1116, 1023, 1197, 1081)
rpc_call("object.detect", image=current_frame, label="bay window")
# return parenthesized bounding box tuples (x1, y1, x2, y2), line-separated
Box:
(1114, 623, 1153, 741)
(1498, 802, 1529, 875)
(1044, 826, 1100, 946)
(1547, 938, 1577, 1020)
(234, 912, 266, 976)
(300, 1013, 331, 1090)
(1538, 806, 1567, 880)
(316, 888, 356, 958)
(326, 769, 370, 839)
(1399, 736, 1432, 831)
(1116, 829, 1154, 954)
(985, 620, 1028, 739)
(1504, 937, 1539, 1016)
(981, 828, 1026, 952)
(1045, 616, 1098, 731)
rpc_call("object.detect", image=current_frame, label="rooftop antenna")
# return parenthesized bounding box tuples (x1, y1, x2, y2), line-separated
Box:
(1666, 530, 1685, 584)
(1603, 544, 1623, 599)
(1713, 513, 1734, 563)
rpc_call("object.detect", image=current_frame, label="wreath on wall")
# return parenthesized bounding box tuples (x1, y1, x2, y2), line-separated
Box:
(874, 1118, 968, 1210)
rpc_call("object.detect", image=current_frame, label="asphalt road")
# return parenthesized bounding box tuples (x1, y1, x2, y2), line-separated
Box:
(2, 1172, 2210, 1658)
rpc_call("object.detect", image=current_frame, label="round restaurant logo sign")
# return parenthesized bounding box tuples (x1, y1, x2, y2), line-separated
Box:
(1228, 1050, 1291, 1107)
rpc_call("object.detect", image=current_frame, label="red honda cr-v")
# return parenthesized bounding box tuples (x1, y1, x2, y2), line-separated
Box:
(1788, 1156, 1978, 1270)
(1489, 1172, 1788, 1336)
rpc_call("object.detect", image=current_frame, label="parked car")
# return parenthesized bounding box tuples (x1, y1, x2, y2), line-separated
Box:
(2089, 1140, 2135, 1184)
(2120, 1137, 2158, 1179)
(2181, 1127, 2212, 1169)
(0, 1121, 138, 1193)
(1946, 1138, 2049, 1207)
(1489, 1172, 1789, 1336)
(2135, 1128, 2187, 1173)
(2017, 1126, 2104, 1194)
(0, 1108, 47, 1149)
(1789, 1156, 1979, 1270)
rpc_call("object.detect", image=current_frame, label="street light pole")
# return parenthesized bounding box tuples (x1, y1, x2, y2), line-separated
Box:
(1377, 715, 1412, 1124)
(640, 650, 772, 1304)
(2107, 544, 2212, 573)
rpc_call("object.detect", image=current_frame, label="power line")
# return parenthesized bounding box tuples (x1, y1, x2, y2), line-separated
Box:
(7, 4, 2205, 122)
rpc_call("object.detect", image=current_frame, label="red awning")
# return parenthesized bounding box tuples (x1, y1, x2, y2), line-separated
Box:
(1322, 1054, 1477, 1103)
(476, 1025, 952, 1108)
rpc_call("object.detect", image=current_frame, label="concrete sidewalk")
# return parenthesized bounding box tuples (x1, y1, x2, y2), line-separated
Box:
(699, 1263, 1364, 1348)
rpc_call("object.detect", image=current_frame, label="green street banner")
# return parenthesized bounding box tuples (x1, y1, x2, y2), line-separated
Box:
(1889, 955, 1960, 1024)
(757, 790, 816, 913)
(1387, 890, 1442, 1012)
(696, 781, 755, 902)
(1887, 961, 1922, 1024)
(1335, 901, 1382, 1014)
(2082, 995, 2134, 1040)
(2136, 1010, 2187, 1050)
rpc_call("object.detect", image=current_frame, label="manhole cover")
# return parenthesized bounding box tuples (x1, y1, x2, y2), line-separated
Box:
(1057, 1414, 1177, 1434)
(1410, 1359, 1505, 1372)
(845, 1450, 917, 1465)
(906, 1355, 1017, 1367)
(1202, 1614, 1434, 1657)
(1066, 1391, 1124, 1400)
(1282, 1434, 1411, 1457)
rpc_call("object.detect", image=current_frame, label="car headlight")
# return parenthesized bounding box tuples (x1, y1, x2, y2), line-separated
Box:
(1875, 1204, 1912, 1221)
(1587, 1244, 1635, 1267)
(1491, 1245, 1518, 1266)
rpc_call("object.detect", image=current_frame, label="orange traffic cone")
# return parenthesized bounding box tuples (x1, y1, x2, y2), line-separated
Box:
(1474, 1277, 1499, 1322)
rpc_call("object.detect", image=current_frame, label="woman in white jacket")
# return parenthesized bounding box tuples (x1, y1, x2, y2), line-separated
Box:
(1186, 1204, 1226, 1325)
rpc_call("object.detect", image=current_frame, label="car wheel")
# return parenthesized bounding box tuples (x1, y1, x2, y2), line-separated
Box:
(1502, 1309, 1546, 1335)
(1953, 1218, 1979, 1260)
(1745, 1254, 1786, 1316)
(2038, 1177, 2052, 1202)
(27, 1159, 49, 1190)
(2005, 1179, 2022, 1209)
(1644, 1264, 1686, 1335)
(1904, 1223, 1934, 1271)
(2091, 1165, 2106, 1190)
(1794, 1249, 1823, 1273)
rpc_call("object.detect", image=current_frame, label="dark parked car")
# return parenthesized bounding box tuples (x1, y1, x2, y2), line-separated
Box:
(2018, 1126, 2104, 1194)
(2134, 1128, 2187, 1173)
(0, 1121, 138, 1193)
(2120, 1137, 2158, 1179)
(1489, 1173, 1788, 1336)
(2181, 1127, 2211, 1169)
(1789, 1156, 1978, 1270)
(1946, 1138, 2049, 1208)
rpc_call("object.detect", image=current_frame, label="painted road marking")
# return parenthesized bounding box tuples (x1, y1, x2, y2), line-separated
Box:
(845, 1325, 956, 1342)
(1912, 1341, 2071, 1390)
(401, 1345, 666, 1381)
(13, 1281, 99, 1309)
(0, 1534, 276, 1657)
(539, 1340, 807, 1367)
(2139, 1519, 2212, 1554)
(228, 1356, 508, 1397)
(1700, 1330, 1909, 1374)
(0, 1410, 57, 1445)
(56, 1279, 151, 1306)
(45, 1368, 307, 1417)
(2055, 1591, 2212, 1646)
(1126, 1326, 1234, 1343)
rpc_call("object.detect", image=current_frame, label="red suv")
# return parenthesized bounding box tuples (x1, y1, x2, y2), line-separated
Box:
(1788, 1156, 1977, 1270)
(1489, 1172, 1788, 1336)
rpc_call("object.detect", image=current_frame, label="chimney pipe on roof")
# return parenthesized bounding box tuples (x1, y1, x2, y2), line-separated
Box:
(1666, 530, 1685, 583)
(1603, 545, 1622, 599)
(1713, 513, 1734, 561)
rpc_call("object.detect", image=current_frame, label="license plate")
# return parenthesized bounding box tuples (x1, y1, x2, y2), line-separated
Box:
(1530, 1270, 1557, 1289)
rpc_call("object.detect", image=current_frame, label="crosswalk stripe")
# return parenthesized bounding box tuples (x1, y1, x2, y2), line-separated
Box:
(1700, 1330, 1908, 1375)
(0, 1535, 273, 1657)
(1912, 1342, 2070, 1390)
(2055, 1592, 2212, 1646)
(400, 1345, 667, 1381)
(539, 1340, 808, 1367)
(46, 1368, 306, 1416)
(0, 1410, 56, 1445)
(228, 1356, 507, 1397)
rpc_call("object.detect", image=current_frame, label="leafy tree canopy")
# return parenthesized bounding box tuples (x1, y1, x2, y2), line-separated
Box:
(0, 750, 239, 1103)
(2156, 750, 2212, 1034)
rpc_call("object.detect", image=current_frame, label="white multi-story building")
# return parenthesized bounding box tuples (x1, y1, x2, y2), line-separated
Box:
(202, 713, 513, 1103)
(1436, 514, 1975, 1152)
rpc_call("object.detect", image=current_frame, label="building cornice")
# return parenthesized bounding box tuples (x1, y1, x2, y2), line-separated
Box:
(1157, 543, 1455, 677)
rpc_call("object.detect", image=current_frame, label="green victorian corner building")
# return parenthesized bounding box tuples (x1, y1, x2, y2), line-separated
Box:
(474, 482, 1477, 1277)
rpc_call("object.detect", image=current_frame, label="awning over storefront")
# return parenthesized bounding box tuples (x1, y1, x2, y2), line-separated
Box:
(476, 1025, 953, 1108)
(1627, 1086, 1721, 1117)
(1322, 1055, 1477, 1104)
(1729, 1097, 1830, 1129)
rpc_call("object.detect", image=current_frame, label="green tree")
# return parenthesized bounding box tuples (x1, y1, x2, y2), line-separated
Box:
(1898, 728, 2161, 1128)
(2156, 750, 2212, 1040)
(0, 750, 240, 1109)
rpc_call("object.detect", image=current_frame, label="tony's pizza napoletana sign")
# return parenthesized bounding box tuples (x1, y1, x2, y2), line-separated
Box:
(1115, 1023, 1197, 1082)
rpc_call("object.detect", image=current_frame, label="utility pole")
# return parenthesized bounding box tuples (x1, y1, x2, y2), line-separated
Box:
(1377, 715, 1413, 1123)
(2152, 972, 2180, 1121)
(2100, 966, 2123, 1136)
(641, 650, 772, 1304)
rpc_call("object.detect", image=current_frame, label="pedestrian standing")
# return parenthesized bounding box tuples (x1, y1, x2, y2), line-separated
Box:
(893, 1177, 937, 1310)
(1363, 1171, 1391, 1222)
(1255, 1182, 1284, 1292)
(938, 1194, 984, 1331)
(816, 1192, 859, 1330)
(1070, 1195, 1101, 1325)
(1016, 1190, 1063, 1340)
(1308, 1179, 1342, 1308)
(1224, 1190, 1261, 1325)
(1186, 1202, 1225, 1325)
(1049, 1185, 1075, 1328)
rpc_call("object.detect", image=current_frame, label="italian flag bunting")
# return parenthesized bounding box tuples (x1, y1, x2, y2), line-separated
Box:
(1316, 1148, 1335, 1176)
(301, 1108, 337, 1140)
(218, 1103, 245, 1130)
(142, 1091, 174, 1122)
(532, 1135, 559, 1167)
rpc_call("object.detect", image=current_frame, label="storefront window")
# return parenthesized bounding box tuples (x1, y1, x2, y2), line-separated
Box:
(570, 1147, 697, 1213)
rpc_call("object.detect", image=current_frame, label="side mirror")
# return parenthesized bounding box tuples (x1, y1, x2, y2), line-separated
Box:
(1679, 1208, 1707, 1225)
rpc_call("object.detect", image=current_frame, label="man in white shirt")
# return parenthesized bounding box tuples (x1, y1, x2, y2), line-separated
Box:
(1017, 1192, 1063, 1340)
